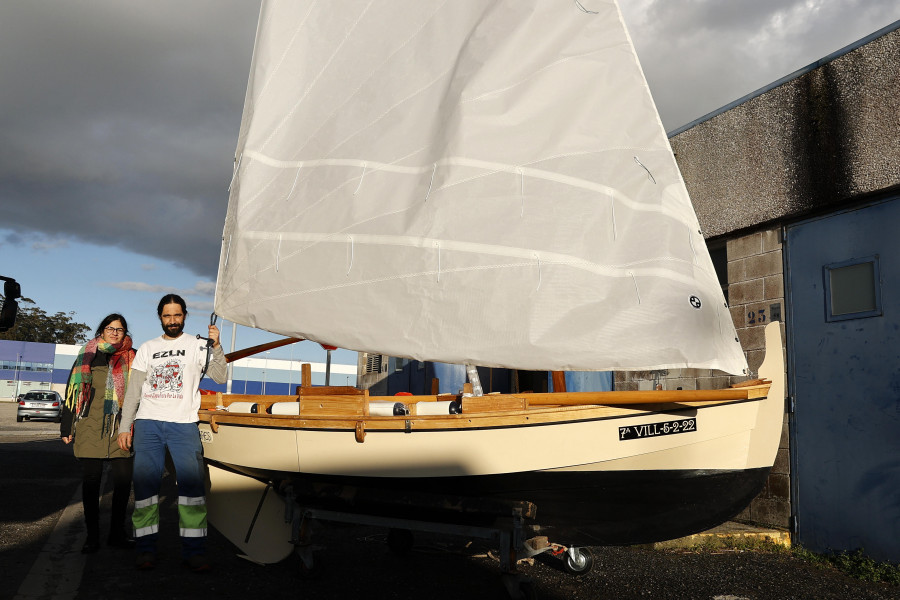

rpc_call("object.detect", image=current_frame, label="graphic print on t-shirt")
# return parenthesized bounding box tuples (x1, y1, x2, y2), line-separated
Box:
(148, 359, 184, 393)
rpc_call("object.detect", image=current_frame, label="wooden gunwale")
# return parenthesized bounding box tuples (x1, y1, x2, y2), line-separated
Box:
(198, 382, 771, 432)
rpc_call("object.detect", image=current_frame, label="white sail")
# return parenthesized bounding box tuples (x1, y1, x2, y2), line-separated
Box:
(215, 0, 748, 375)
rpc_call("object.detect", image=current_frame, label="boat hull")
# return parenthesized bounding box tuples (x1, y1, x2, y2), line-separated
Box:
(200, 323, 784, 556)
(209, 459, 770, 546)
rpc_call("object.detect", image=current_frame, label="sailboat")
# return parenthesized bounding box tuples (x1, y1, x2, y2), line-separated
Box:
(199, 0, 785, 574)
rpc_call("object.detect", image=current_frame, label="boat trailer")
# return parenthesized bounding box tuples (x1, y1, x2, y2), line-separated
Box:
(273, 482, 595, 600)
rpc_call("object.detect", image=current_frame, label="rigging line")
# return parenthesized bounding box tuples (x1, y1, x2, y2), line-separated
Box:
(629, 270, 641, 304)
(434, 241, 441, 282)
(286, 165, 303, 200)
(688, 226, 696, 262)
(327, 65, 454, 159)
(283, 0, 448, 160)
(223, 234, 233, 269)
(717, 300, 725, 339)
(425, 163, 436, 202)
(275, 234, 282, 273)
(354, 163, 368, 195)
(574, 0, 599, 14)
(610, 195, 617, 240)
(259, 1, 375, 154)
(252, 3, 315, 109)
(347, 236, 354, 275)
(227, 154, 243, 191)
(518, 167, 525, 217)
(534, 253, 542, 291)
(633, 156, 656, 184)
(462, 43, 625, 104)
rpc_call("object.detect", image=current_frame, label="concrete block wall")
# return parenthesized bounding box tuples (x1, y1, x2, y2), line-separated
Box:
(615, 226, 790, 529)
(727, 228, 790, 529)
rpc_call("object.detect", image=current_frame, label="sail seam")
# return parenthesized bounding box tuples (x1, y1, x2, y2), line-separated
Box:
(240, 150, 684, 219)
(229, 259, 699, 302)
(221, 150, 690, 281)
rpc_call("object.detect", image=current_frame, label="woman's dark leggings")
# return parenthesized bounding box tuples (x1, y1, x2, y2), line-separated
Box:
(81, 457, 133, 541)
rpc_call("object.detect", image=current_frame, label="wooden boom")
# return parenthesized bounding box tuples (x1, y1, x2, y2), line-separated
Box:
(225, 337, 304, 363)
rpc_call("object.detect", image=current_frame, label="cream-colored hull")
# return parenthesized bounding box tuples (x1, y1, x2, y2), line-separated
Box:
(201, 399, 770, 478)
(200, 323, 784, 552)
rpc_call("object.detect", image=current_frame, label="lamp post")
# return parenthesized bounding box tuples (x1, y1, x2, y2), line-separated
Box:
(262, 351, 270, 395)
(14, 353, 21, 398)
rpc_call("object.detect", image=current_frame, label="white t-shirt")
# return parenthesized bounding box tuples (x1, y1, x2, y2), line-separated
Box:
(132, 334, 213, 423)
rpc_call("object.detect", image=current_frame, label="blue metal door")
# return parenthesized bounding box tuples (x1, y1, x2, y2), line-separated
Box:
(785, 196, 900, 561)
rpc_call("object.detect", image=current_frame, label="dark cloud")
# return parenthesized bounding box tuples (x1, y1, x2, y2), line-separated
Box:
(620, 0, 900, 129)
(1, 0, 898, 277)
(0, 0, 261, 277)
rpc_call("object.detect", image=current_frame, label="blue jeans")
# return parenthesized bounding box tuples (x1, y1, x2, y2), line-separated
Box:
(131, 420, 207, 557)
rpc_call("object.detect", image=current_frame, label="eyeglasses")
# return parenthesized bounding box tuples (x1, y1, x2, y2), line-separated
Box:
(104, 327, 125, 334)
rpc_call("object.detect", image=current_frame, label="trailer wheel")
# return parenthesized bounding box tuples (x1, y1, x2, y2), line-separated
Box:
(563, 547, 593, 575)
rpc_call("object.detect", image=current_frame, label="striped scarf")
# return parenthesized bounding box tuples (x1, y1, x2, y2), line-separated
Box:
(65, 335, 135, 436)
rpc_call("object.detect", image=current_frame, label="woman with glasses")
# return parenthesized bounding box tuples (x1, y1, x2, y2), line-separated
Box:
(61, 313, 136, 553)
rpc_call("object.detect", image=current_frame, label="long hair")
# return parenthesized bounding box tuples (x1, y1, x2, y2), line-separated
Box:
(94, 313, 129, 339)
(156, 293, 188, 317)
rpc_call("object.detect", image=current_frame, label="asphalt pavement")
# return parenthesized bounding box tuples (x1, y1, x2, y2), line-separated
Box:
(2, 401, 898, 600)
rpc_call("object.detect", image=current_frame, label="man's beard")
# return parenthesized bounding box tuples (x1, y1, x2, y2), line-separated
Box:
(162, 321, 184, 337)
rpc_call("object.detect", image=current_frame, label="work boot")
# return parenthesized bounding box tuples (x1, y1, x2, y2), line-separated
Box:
(135, 552, 156, 570)
(183, 554, 210, 573)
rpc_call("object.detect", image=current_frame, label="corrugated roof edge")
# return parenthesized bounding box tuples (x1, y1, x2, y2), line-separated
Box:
(667, 19, 900, 138)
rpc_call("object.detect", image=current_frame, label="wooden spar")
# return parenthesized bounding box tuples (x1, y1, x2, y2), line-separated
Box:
(551, 371, 567, 393)
(200, 382, 772, 414)
(225, 337, 304, 363)
(525, 384, 770, 405)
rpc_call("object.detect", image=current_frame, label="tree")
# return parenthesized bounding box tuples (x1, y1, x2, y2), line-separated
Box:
(0, 295, 91, 344)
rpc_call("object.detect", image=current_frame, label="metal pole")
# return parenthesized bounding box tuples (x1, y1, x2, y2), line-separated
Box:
(465, 364, 483, 396)
(262, 352, 269, 395)
(226, 321, 236, 394)
(288, 344, 294, 393)
(325, 349, 333, 386)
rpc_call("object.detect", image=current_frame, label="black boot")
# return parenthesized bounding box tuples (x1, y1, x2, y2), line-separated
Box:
(108, 475, 134, 548)
(82, 478, 101, 554)
(107, 529, 135, 548)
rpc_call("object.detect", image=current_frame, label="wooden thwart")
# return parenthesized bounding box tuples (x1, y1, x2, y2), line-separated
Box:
(462, 395, 527, 413)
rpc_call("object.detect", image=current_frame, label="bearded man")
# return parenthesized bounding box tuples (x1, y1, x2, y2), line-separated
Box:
(118, 294, 226, 572)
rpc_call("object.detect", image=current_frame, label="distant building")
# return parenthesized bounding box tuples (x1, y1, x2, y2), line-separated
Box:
(0, 339, 356, 400)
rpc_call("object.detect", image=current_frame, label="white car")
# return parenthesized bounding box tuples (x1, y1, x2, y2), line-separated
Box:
(16, 390, 62, 423)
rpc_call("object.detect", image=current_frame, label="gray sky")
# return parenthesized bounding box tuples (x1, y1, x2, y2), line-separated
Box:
(0, 1, 261, 276)
(1, 0, 898, 346)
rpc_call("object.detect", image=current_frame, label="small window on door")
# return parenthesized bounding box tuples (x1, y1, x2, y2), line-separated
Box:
(824, 256, 882, 321)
